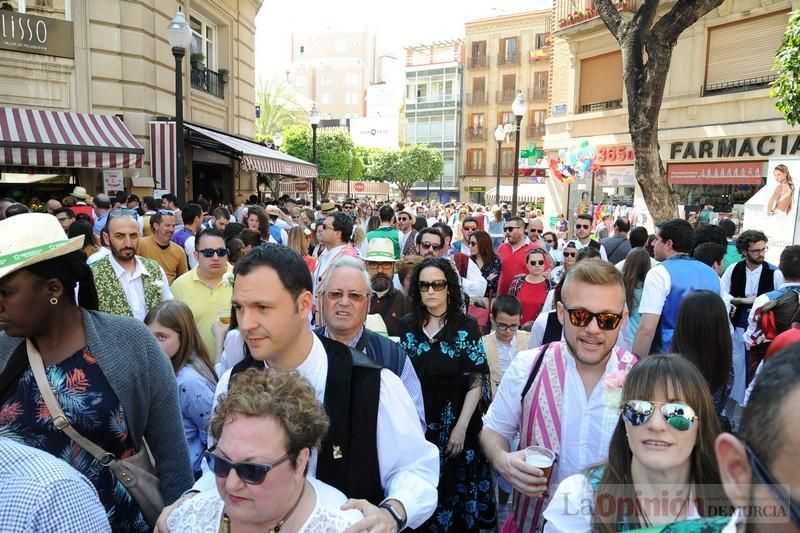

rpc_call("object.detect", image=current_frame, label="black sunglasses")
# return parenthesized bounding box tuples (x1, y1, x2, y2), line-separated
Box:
(198, 248, 229, 257)
(528, 260, 545, 266)
(420, 241, 443, 251)
(622, 400, 698, 432)
(746, 442, 800, 527)
(565, 307, 623, 330)
(419, 280, 448, 292)
(529, 228, 542, 233)
(205, 449, 291, 485)
(504, 226, 522, 232)
(563, 251, 577, 257)
(575, 224, 590, 229)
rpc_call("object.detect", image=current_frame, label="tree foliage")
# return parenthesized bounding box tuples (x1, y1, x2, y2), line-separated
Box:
(366, 144, 444, 199)
(771, 10, 800, 126)
(254, 80, 306, 142)
(280, 126, 362, 198)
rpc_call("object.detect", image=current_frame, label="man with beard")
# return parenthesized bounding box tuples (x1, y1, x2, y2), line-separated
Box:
(90, 211, 172, 320)
(366, 238, 412, 337)
(397, 207, 418, 257)
(315, 254, 425, 429)
(722, 230, 783, 403)
(480, 260, 638, 531)
(137, 211, 189, 284)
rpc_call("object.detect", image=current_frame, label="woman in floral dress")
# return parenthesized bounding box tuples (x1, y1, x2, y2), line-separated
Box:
(399, 257, 496, 532)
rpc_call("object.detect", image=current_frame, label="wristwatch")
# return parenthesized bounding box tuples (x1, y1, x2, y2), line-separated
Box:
(379, 500, 407, 531)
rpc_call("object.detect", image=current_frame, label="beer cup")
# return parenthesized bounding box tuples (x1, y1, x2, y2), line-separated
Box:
(218, 310, 231, 325)
(524, 446, 555, 481)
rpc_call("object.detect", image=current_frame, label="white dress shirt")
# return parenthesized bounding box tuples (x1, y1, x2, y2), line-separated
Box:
(313, 243, 351, 295)
(461, 256, 488, 299)
(194, 333, 439, 529)
(107, 254, 172, 320)
(721, 263, 784, 299)
(483, 343, 627, 486)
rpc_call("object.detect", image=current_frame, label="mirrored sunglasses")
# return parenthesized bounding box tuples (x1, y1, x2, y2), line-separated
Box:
(622, 400, 698, 431)
(565, 307, 623, 330)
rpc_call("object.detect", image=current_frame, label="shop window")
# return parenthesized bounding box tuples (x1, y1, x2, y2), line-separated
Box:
(190, 14, 217, 71)
(578, 51, 623, 112)
(6, 0, 70, 20)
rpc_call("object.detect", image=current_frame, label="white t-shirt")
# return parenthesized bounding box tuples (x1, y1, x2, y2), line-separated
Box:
(167, 477, 362, 533)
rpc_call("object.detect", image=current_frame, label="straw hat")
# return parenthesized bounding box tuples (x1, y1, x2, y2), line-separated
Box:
(364, 237, 397, 263)
(319, 201, 337, 214)
(0, 213, 85, 280)
(71, 186, 91, 200)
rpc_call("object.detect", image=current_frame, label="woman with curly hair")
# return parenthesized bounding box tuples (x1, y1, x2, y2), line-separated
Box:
(398, 257, 496, 532)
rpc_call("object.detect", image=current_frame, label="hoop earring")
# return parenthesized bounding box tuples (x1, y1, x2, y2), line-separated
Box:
(50, 297, 58, 305)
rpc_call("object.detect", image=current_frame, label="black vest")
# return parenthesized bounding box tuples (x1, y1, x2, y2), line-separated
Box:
(587, 239, 601, 251)
(542, 311, 563, 345)
(730, 261, 776, 325)
(230, 336, 384, 504)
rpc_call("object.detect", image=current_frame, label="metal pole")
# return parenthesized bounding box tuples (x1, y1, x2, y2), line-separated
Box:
(510, 115, 522, 215)
(311, 124, 318, 208)
(495, 139, 502, 206)
(173, 47, 186, 205)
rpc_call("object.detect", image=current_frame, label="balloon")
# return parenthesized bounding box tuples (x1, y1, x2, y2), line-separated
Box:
(582, 159, 592, 172)
(558, 149, 568, 161)
(580, 140, 590, 148)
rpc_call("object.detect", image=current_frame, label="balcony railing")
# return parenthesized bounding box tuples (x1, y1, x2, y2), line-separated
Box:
(528, 125, 546, 137)
(468, 55, 489, 69)
(496, 89, 518, 104)
(466, 127, 487, 141)
(465, 164, 486, 176)
(578, 99, 623, 113)
(191, 66, 226, 99)
(701, 75, 777, 97)
(497, 53, 521, 66)
(466, 92, 488, 105)
(557, 0, 640, 31)
(528, 87, 548, 101)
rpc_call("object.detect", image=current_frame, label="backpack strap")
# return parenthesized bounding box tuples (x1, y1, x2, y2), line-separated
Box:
(520, 343, 551, 400)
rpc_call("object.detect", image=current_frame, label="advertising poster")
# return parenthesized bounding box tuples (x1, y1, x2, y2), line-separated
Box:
(103, 169, 124, 197)
(742, 158, 800, 265)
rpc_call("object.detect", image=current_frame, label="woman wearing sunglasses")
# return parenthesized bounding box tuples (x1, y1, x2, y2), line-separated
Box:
(398, 257, 496, 531)
(543, 355, 728, 532)
(166, 368, 363, 532)
(549, 241, 578, 285)
(509, 248, 555, 329)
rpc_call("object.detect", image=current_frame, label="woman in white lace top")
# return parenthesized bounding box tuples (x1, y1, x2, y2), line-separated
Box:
(167, 368, 362, 532)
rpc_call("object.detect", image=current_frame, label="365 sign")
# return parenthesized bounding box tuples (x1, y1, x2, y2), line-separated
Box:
(595, 145, 635, 166)
(0, 11, 74, 59)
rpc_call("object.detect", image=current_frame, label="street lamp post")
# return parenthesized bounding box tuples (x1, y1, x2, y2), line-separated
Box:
(166, 8, 193, 206)
(347, 148, 352, 197)
(309, 104, 320, 208)
(510, 91, 528, 215)
(273, 132, 283, 200)
(494, 125, 505, 207)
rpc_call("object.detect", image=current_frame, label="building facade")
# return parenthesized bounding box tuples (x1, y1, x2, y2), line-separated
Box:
(403, 40, 464, 202)
(0, 0, 265, 205)
(462, 10, 552, 205)
(546, 0, 800, 228)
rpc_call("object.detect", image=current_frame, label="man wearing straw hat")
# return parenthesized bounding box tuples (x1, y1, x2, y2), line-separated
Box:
(366, 237, 412, 337)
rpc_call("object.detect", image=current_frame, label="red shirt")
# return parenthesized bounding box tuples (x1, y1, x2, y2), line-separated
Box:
(515, 278, 548, 325)
(497, 242, 534, 295)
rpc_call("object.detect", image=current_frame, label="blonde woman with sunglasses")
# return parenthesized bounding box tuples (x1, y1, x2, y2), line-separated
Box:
(543, 355, 729, 532)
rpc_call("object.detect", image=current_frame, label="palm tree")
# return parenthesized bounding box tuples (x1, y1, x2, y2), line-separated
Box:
(254, 80, 306, 142)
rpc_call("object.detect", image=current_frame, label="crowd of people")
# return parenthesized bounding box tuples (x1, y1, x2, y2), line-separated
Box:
(0, 189, 798, 533)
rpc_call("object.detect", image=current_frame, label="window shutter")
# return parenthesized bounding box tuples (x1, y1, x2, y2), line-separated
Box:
(579, 51, 623, 107)
(706, 11, 789, 87)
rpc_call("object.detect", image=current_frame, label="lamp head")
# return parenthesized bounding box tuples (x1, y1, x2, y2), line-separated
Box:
(166, 8, 193, 50)
(494, 124, 506, 142)
(273, 132, 283, 148)
(309, 104, 321, 126)
(512, 91, 527, 118)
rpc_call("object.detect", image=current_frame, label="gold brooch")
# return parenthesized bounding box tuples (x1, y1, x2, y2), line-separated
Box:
(333, 445, 343, 459)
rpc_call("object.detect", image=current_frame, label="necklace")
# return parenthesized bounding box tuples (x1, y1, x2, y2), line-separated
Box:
(634, 489, 689, 527)
(218, 481, 306, 533)
(428, 309, 447, 318)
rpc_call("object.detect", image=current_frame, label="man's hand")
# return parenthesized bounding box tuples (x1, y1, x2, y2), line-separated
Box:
(342, 499, 403, 533)
(496, 450, 549, 496)
(153, 493, 196, 533)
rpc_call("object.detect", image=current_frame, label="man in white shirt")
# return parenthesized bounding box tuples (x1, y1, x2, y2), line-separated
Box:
(90, 213, 171, 320)
(571, 213, 608, 261)
(480, 260, 638, 531)
(397, 207, 418, 257)
(156, 244, 439, 533)
(313, 212, 359, 297)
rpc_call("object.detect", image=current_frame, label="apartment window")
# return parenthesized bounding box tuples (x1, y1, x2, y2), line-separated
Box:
(501, 37, 518, 59)
(470, 113, 485, 129)
(9, 0, 71, 20)
(498, 111, 514, 125)
(705, 11, 789, 94)
(190, 14, 217, 70)
(472, 40, 486, 57)
(533, 71, 548, 92)
(500, 147, 515, 171)
(535, 33, 549, 49)
(417, 84, 428, 99)
(321, 93, 332, 104)
(468, 149, 485, 170)
(579, 51, 623, 110)
(502, 74, 516, 93)
(346, 73, 359, 86)
(345, 93, 359, 105)
(530, 110, 547, 128)
(299, 45, 305, 54)
(445, 80, 454, 96)
(335, 40, 346, 52)
(322, 74, 333, 86)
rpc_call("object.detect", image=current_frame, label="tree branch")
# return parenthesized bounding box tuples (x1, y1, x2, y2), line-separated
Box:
(631, 0, 662, 41)
(593, 0, 625, 38)
(652, 0, 724, 44)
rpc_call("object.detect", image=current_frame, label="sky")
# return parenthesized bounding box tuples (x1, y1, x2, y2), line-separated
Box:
(254, 0, 552, 84)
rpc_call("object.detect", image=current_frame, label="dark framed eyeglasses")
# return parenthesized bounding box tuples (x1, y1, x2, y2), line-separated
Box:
(205, 449, 291, 485)
(419, 241, 443, 251)
(504, 226, 522, 232)
(565, 307, 623, 330)
(528, 260, 545, 266)
(495, 322, 519, 332)
(745, 442, 800, 527)
(622, 400, 698, 432)
(419, 280, 448, 292)
(198, 248, 229, 258)
(325, 290, 369, 303)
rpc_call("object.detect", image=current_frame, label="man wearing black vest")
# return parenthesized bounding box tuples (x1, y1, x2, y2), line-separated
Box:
(572, 213, 608, 261)
(156, 244, 438, 532)
(721, 230, 783, 404)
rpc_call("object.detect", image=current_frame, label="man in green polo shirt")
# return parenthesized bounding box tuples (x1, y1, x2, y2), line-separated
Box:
(367, 204, 400, 259)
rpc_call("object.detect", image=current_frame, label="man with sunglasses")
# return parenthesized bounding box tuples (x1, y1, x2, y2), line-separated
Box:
(90, 210, 172, 320)
(481, 260, 638, 531)
(397, 207, 418, 257)
(497, 217, 535, 296)
(572, 213, 609, 261)
(525, 218, 547, 249)
(171, 229, 233, 356)
(451, 216, 480, 256)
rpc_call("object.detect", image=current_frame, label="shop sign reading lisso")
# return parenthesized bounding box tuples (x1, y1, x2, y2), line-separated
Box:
(0, 11, 74, 59)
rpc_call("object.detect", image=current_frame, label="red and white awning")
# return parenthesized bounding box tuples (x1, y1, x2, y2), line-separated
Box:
(0, 108, 143, 169)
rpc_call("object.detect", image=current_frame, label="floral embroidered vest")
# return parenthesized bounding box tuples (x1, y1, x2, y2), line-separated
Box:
(90, 255, 163, 317)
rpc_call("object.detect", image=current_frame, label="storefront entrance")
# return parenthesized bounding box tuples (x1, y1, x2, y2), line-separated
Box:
(192, 162, 233, 205)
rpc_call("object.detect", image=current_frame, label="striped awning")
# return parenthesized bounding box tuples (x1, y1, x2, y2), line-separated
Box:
(0, 108, 143, 169)
(185, 123, 317, 178)
(487, 184, 548, 203)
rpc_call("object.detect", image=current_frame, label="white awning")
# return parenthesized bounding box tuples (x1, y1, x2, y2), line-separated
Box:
(487, 184, 548, 203)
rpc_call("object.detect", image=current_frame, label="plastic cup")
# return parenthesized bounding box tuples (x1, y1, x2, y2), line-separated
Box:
(218, 310, 231, 325)
(525, 446, 555, 480)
